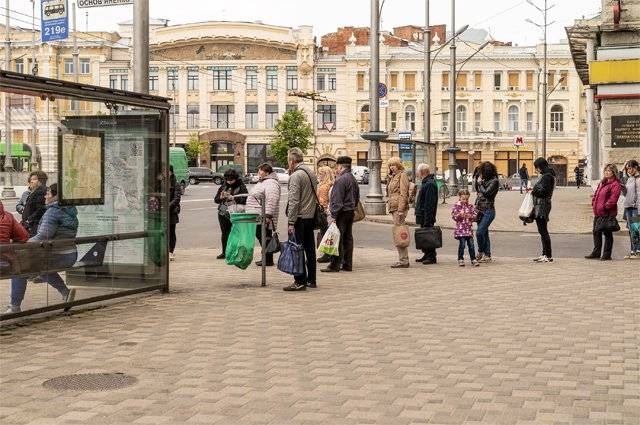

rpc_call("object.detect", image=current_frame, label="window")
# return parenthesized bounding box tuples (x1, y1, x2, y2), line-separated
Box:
(148, 67, 158, 91)
(526, 72, 534, 91)
(286, 104, 298, 112)
(390, 112, 397, 132)
(266, 66, 278, 90)
(548, 70, 555, 87)
(245, 105, 258, 129)
(213, 68, 232, 91)
(109, 75, 118, 89)
(442, 112, 449, 131)
(187, 67, 199, 91)
(474, 72, 482, 90)
(404, 73, 416, 91)
(456, 105, 467, 132)
(360, 104, 370, 132)
(526, 112, 534, 132)
(550, 105, 564, 133)
(15, 59, 24, 73)
(120, 75, 128, 91)
(357, 72, 365, 91)
(405, 105, 416, 131)
(316, 73, 326, 91)
(508, 105, 519, 131)
(317, 104, 336, 129)
(328, 72, 337, 90)
(266, 104, 279, 129)
(474, 112, 481, 133)
(80, 58, 90, 74)
(357, 151, 368, 167)
(170, 104, 179, 129)
(64, 59, 74, 74)
(494, 72, 502, 90)
(245, 67, 257, 90)
(167, 67, 178, 91)
(211, 105, 234, 129)
(70, 99, 80, 111)
(442, 72, 449, 90)
(560, 71, 568, 90)
(187, 104, 199, 129)
(508, 72, 519, 90)
(456, 73, 467, 90)
(317, 69, 337, 91)
(493, 111, 501, 132)
(286, 66, 298, 91)
(390, 73, 398, 90)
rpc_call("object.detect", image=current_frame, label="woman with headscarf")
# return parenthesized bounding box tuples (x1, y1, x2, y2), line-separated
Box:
(386, 157, 411, 268)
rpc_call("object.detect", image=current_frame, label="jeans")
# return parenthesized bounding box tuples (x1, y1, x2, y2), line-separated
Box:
(329, 210, 355, 270)
(476, 209, 496, 257)
(623, 207, 640, 252)
(293, 218, 316, 285)
(219, 214, 232, 255)
(520, 179, 528, 193)
(536, 217, 552, 258)
(10, 252, 77, 307)
(457, 237, 476, 261)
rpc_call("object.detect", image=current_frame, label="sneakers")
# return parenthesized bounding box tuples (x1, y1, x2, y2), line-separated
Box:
(476, 253, 483, 262)
(458, 260, 465, 267)
(283, 283, 306, 291)
(169, 252, 176, 261)
(3, 305, 20, 315)
(478, 255, 492, 263)
(471, 260, 480, 267)
(623, 252, 638, 259)
(534, 255, 553, 263)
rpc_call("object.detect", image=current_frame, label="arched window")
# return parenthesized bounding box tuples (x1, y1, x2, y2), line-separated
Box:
(455, 105, 467, 132)
(508, 105, 519, 132)
(550, 105, 564, 133)
(405, 105, 416, 131)
(360, 104, 370, 132)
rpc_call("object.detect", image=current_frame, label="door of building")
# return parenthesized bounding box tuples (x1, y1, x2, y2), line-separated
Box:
(548, 155, 568, 186)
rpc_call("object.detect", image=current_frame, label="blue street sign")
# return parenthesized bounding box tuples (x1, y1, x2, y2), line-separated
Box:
(41, 0, 69, 42)
(378, 82, 387, 98)
(398, 143, 413, 150)
(401, 152, 413, 161)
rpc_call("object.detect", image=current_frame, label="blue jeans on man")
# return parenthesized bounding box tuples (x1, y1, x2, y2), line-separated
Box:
(10, 252, 77, 308)
(476, 209, 496, 258)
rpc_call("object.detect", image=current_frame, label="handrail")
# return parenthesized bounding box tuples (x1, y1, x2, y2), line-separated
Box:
(0, 231, 151, 254)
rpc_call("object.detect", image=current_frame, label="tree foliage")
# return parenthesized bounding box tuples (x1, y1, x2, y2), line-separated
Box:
(184, 133, 205, 162)
(269, 109, 313, 167)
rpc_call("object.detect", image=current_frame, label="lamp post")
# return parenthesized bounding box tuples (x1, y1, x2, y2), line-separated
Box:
(526, 0, 555, 160)
(447, 0, 458, 192)
(2, 0, 15, 198)
(133, 0, 149, 94)
(423, 0, 432, 171)
(362, 0, 388, 215)
(30, 0, 38, 169)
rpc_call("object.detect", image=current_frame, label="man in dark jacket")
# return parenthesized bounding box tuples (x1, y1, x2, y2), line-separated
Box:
(322, 156, 359, 273)
(518, 164, 529, 194)
(531, 157, 556, 263)
(169, 166, 181, 261)
(415, 164, 438, 264)
(21, 171, 48, 237)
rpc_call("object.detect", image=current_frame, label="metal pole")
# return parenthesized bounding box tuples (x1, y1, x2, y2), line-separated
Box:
(423, 0, 432, 171)
(2, 0, 15, 198)
(72, 2, 78, 83)
(585, 38, 599, 183)
(447, 0, 458, 191)
(260, 194, 266, 287)
(133, 0, 149, 94)
(535, 65, 540, 159)
(31, 0, 37, 169)
(541, 0, 547, 160)
(363, 0, 386, 215)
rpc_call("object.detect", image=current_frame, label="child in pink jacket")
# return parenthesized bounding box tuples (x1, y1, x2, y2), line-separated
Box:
(452, 189, 479, 267)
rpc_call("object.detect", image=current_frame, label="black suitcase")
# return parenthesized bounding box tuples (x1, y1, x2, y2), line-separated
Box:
(415, 226, 442, 250)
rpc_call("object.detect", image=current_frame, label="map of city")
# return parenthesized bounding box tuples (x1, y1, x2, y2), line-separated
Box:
(61, 133, 103, 203)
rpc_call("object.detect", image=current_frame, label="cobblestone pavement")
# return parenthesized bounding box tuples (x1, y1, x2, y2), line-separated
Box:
(1, 248, 638, 425)
(367, 188, 599, 234)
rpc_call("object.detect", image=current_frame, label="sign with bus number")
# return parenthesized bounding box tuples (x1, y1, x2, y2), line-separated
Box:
(41, 0, 68, 42)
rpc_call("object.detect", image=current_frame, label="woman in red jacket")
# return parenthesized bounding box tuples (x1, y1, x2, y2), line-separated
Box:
(586, 164, 622, 261)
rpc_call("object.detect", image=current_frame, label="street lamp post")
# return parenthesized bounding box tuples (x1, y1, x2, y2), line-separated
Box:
(423, 0, 432, 171)
(30, 0, 38, 169)
(362, 0, 388, 216)
(2, 0, 16, 198)
(447, 0, 458, 192)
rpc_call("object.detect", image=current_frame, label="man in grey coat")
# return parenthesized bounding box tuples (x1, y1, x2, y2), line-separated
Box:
(284, 148, 318, 291)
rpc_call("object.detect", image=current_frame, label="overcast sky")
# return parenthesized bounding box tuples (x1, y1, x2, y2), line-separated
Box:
(12, 0, 601, 46)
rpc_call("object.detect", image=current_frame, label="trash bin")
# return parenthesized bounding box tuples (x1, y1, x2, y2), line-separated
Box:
(225, 213, 258, 270)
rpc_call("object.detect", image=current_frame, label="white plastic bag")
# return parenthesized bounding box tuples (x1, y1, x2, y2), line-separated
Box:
(318, 223, 340, 256)
(518, 192, 534, 219)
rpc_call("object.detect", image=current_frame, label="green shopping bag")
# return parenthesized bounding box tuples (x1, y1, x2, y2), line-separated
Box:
(226, 213, 258, 269)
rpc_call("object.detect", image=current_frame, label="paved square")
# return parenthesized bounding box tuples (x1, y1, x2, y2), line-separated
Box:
(1, 248, 638, 424)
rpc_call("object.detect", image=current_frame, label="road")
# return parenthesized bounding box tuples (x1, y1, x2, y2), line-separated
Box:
(179, 183, 628, 259)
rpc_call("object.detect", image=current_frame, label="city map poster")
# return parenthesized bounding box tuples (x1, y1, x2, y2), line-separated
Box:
(59, 132, 105, 206)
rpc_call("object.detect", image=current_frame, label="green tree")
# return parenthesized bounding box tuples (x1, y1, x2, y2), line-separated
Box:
(184, 133, 205, 164)
(269, 108, 313, 167)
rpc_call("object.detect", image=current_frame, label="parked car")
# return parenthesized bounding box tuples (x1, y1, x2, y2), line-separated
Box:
(352, 166, 370, 184)
(188, 167, 215, 185)
(211, 164, 249, 185)
(273, 167, 290, 184)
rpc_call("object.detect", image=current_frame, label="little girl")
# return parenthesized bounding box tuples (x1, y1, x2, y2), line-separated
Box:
(451, 189, 479, 267)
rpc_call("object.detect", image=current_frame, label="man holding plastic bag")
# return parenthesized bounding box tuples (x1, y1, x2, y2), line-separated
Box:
(321, 156, 359, 273)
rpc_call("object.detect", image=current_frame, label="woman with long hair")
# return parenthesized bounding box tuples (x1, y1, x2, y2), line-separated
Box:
(316, 165, 336, 264)
(386, 157, 411, 268)
(531, 157, 556, 263)
(474, 161, 499, 263)
(214, 168, 248, 259)
(586, 164, 622, 261)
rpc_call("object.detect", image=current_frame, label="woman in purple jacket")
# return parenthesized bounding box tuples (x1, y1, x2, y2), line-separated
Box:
(586, 164, 622, 261)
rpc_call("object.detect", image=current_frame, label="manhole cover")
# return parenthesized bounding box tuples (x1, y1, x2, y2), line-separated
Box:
(43, 373, 137, 391)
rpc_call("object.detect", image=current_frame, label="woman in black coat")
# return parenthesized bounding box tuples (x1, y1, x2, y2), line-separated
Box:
(214, 168, 248, 259)
(530, 157, 556, 263)
(169, 166, 181, 261)
(474, 162, 499, 263)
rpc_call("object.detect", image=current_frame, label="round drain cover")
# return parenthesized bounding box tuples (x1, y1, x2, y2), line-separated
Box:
(43, 373, 137, 391)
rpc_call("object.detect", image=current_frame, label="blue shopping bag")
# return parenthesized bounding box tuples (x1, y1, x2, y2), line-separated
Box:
(277, 234, 305, 276)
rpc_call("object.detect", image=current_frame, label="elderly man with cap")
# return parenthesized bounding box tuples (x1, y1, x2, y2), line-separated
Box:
(321, 156, 359, 273)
